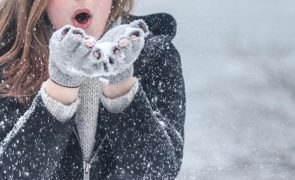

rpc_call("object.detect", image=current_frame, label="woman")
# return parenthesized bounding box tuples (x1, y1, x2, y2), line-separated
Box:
(0, 0, 186, 179)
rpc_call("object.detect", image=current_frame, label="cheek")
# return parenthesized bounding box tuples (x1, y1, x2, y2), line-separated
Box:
(98, 0, 112, 19)
(97, 1, 113, 24)
(46, 0, 69, 30)
(91, 1, 113, 37)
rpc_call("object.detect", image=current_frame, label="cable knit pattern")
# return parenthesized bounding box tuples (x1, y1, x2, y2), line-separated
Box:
(100, 78, 139, 113)
(40, 80, 80, 123)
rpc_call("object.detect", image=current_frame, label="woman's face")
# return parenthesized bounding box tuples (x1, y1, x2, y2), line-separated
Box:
(46, 0, 112, 38)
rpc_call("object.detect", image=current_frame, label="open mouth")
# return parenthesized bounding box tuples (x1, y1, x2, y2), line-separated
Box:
(75, 12, 90, 24)
(72, 9, 92, 29)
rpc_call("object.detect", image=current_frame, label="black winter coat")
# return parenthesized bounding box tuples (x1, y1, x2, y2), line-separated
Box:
(0, 13, 186, 180)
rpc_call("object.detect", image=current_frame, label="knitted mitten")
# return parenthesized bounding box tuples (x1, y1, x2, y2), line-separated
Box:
(48, 25, 98, 87)
(95, 19, 149, 85)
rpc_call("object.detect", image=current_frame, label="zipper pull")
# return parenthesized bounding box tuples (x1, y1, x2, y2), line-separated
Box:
(83, 161, 91, 180)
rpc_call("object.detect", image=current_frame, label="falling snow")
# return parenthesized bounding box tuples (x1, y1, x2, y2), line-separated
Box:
(0, 13, 185, 179)
(133, 1, 295, 180)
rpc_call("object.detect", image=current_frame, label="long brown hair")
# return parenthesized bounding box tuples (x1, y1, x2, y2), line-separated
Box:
(0, 0, 133, 106)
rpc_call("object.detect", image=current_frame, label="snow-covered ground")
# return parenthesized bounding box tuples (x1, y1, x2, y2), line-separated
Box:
(134, 1, 295, 179)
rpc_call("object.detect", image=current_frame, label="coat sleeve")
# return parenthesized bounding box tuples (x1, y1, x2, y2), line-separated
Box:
(0, 92, 76, 179)
(99, 35, 186, 179)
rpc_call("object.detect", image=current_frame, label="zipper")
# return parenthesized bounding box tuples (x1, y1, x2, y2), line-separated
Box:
(73, 127, 108, 180)
(83, 161, 91, 180)
(73, 126, 81, 143)
(89, 135, 107, 164)
(82, 135, 107, 180)
(73, 127, 91, 180)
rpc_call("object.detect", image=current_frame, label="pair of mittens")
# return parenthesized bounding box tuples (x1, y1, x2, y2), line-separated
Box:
(48, 20, 149, 87)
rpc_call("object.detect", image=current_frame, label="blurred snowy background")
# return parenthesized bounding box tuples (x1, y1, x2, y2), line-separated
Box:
(133, 0, 295, 179)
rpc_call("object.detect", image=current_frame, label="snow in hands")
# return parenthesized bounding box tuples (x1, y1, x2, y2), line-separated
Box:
(49, 25, 123, 79)
(49, 19, 149, 80)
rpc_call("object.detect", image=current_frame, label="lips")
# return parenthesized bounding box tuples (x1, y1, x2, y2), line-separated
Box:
(72, 9, 93, 29)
